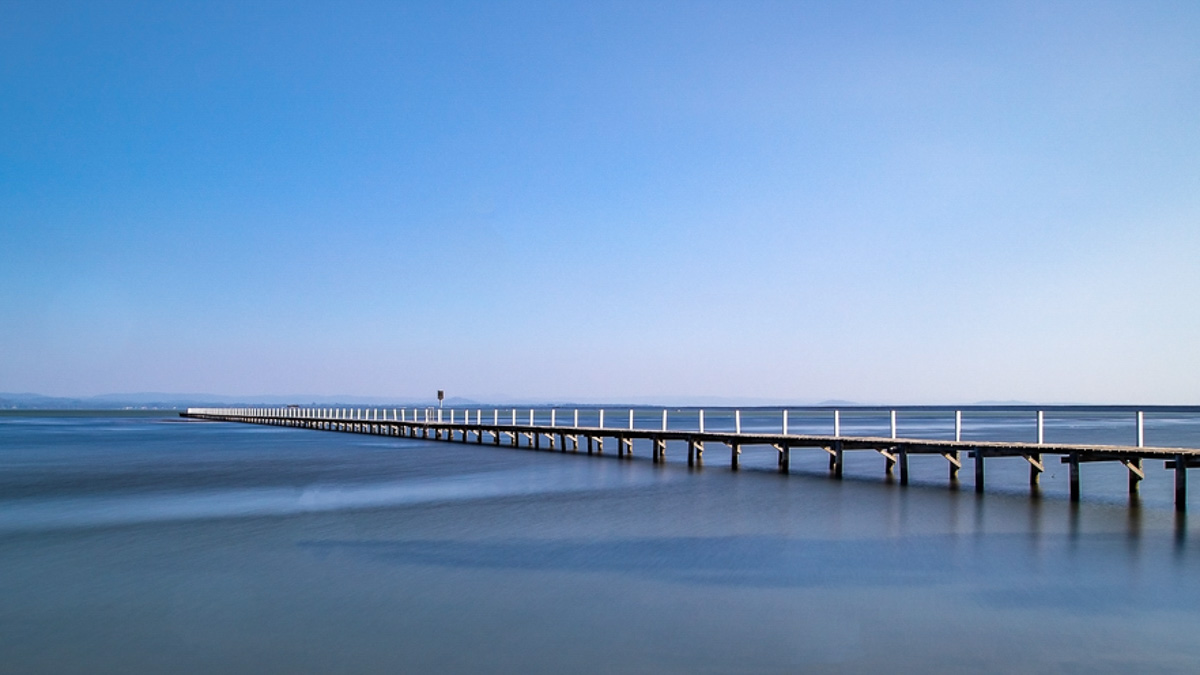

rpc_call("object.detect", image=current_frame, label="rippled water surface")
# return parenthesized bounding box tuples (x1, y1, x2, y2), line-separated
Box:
(3, 410, 1200, 673)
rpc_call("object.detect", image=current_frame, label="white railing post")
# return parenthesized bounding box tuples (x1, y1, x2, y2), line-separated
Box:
(834, 410, 841, 437)
(628, 409, 634, 429)
(574, 409, 579, 427)
(1137, 410, 1145, 447)
(955, 410, 961, 442)
(599, 409, 605, 429)
(662, 409, 667, 431)
(529, 409, 534, 426)
(735, 410, 741, 434)
(1037, 410, 1044, 445)
(890, 410, 897, 439)
(699, 409, 705, 433)
(551, 409, 556, 427)
(783, 409, 788, 435)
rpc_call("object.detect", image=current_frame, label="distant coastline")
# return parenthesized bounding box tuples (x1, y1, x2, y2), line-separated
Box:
(4, 392, 1198, 412)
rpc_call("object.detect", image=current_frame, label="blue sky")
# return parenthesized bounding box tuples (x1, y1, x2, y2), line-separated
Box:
(2, 0, 1198, 404)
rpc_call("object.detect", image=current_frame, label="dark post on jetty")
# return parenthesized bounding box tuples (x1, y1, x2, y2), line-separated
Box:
(181, 406, 1200, 512)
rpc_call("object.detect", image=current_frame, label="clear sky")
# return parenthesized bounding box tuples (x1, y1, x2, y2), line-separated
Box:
(2, 0, 1198, 404)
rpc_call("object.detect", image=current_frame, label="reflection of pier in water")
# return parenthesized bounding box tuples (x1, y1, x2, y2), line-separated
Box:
(182, 407, 1200, 511)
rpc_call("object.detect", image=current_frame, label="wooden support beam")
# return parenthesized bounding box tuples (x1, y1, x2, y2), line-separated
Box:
(730, 442, 740, 471)
(1171, 451, 1190, 509)
(898, 449, 908, 485)
(878, 448, 896, 476)
(1026, 453, 1044, 487)
(974, 448, 985, 493)
(1175, 454, 1189, 511)
(1123, 458, 1143, 495)
(833, 442, 843, 479)
(1067, 453, 1081, 502)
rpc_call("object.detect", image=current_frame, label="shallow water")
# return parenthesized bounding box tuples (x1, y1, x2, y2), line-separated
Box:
(2, 411, 1199, 673)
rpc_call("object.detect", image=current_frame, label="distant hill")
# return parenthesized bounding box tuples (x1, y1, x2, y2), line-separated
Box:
(0, 392, 445, 410)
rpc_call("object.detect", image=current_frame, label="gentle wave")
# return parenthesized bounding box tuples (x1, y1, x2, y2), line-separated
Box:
(0, 464, 673, 533)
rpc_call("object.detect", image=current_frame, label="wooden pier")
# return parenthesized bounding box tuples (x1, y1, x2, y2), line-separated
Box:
(181, 407, 1200, 511)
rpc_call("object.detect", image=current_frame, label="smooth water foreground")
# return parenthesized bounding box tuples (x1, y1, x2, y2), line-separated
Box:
(2, 410, 1200, 673)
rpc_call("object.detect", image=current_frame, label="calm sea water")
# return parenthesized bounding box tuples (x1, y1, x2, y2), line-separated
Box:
(3, 408, 1200, 673)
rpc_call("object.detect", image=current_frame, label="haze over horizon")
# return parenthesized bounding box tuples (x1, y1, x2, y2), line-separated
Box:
(0, 389, 1178, 410)
(3, 1, 1199, 405)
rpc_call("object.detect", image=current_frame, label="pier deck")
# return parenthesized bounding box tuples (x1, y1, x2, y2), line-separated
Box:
(181, 407, 1200, 510)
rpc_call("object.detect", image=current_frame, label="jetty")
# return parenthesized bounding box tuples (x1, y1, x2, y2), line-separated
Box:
(181, 407, 1200, 510)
